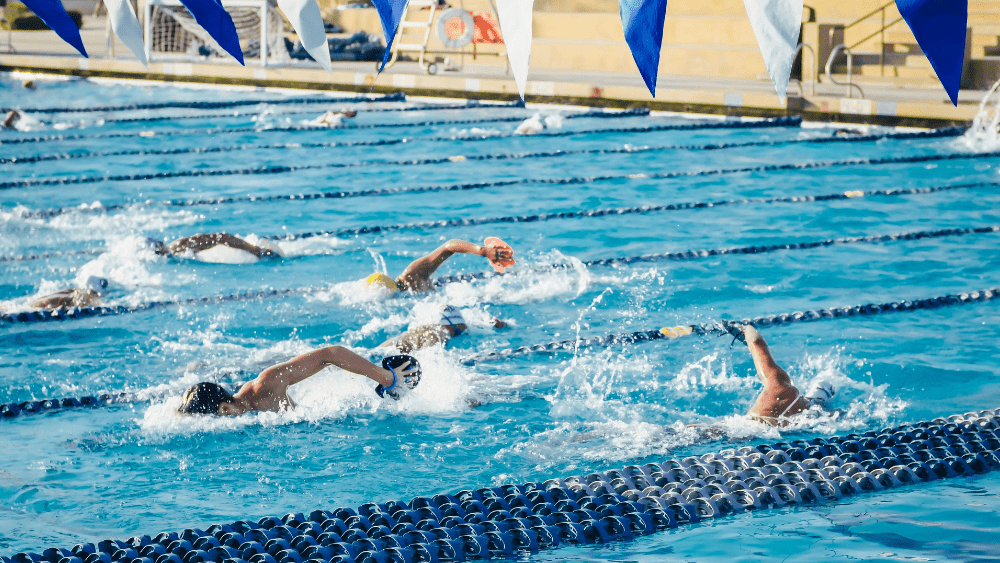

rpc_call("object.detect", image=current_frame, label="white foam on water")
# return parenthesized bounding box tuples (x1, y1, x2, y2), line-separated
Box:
(957, 79, 1000, 153)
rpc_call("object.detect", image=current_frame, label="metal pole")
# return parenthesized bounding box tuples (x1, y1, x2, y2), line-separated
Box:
(880, 7, 885, 76)
(260, 2, 267, 67)
(144, 0, 153, 65)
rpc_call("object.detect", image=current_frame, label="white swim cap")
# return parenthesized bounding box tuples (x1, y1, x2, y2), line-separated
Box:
(804, 380, 836, 407)
(84, 276, 109, 295)
(440, 305, 465, 326)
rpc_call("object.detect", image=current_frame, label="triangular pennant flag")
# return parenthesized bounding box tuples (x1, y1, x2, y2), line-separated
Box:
(619, 0, 668, 96)
(177, 0, 245, 65)
(896, 0, 967, 106)
(277, 0, 332, 73)
(744, 0, 802, 102)
(103, 0, 148, 67)
(371, 0, 409, 73)
(19, 0, 88, 57)
(495, 0, 534, 100)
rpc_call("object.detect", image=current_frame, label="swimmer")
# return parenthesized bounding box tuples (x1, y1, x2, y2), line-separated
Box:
(3, 110, 21, 130)
(381, 304, 508, 353)
(366, 237, 515, 294)
(725, 323, 835, 426)
(145, 233, 282, 260)
(27, 276, 108, 310)
(308, 109, 357, 127)
(178, 347, 420, 415)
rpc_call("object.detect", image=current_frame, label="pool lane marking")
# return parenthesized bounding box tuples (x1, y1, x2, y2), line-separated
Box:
(0, 106, 658, 146)
(461, 287, 1000, 364)
(2, 223, 999, 323)
(0, 122, 959, 170)
(3, 92, 407, 114)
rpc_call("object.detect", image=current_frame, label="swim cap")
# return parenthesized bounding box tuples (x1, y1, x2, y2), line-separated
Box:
(83, 276, 109, 295)
(144, 237, 166, 254)
(804, 380, 836, 407)
(366, 273, 398, 291)
(375, 355, 421, 400)
(177, 382, 235, 415)
(440, 305, 466, 335)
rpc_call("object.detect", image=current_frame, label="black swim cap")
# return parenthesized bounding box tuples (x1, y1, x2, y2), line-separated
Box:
(178, 382, 234, 415)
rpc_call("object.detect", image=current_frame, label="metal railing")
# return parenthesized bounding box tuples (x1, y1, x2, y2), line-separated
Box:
(825, 44, 864, 98)
(791, 42, 816, 96)
(839, 0, 906, 76)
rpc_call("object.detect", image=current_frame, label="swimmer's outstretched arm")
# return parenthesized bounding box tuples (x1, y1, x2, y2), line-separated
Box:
(396, 239, 508, 291)
(250, 346, 401, 395)
(166, 233, 272, 257)
(743, 326, 792, 388)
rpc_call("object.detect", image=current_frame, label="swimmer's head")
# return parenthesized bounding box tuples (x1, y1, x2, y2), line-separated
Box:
(366, 273, 398, 292)
(144, 237, 167, 255)
(804, 380, 836, 408)
(83, 276, 109, 295)
(178, 382, 234, 415)
(439, 305, 467, 334)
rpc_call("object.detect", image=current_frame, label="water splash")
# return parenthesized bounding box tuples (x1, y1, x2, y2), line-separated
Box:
(958, 78, 1000, 152)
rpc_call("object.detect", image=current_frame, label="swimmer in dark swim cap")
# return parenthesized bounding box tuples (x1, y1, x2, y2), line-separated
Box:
(366, 237, 515, 294)
(380, 304, 508, 353)
(178, 346, 419, 416)
(26, 276, 109, 310)
(724, 323, 836, 426)
(145, 233, 282, 259)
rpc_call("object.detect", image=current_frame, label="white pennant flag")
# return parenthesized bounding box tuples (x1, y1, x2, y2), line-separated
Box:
(496, 0, 534, 100)
(744, 0, 802, 102)
(103, 0, 147, 67)
(278, 0, 333, 73)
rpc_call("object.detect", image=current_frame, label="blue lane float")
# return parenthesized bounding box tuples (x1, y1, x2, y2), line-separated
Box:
(4, 408, 998, 560)
(0, 121, 960, 169)
(1, 225, 997, 327)
(0, 107, 652, 147)
(462, 287, 1000, 365)
(3, 93, 407, 114)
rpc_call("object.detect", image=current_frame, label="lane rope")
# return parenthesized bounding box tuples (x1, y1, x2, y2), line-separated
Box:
(1, 184, 993, 265)
(0, 107, 652, 146)
(0, 112, 787, 147)
(0, 125, 960, 179)
(3, 408, 998, 559)
(434, 223, 1000, 285)
(3, 93, 407, 114)
(462, 287, 1000, 364)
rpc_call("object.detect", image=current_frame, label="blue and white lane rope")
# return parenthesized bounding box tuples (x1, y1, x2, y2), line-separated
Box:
(4, 408, 999, 561)
(3, 93, 408, 114)
(26, 100, 527, 127)
(462, 287, 1000, 365)
(0, 107, 652, 146)
(0, 121, 961, 168)
(0, 187, 994, 265)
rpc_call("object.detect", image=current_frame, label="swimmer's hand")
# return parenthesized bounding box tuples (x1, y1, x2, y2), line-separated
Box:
(376, 355, 422, 400)
(721, 321, 748, 347)
(483, 237, 515, 273)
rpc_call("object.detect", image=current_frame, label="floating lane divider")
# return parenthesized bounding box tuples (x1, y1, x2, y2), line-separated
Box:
(1, 392, 134, 419)
(0, 107, 654, 146)
(26, 100, 528, 127)
(274, 180, 992, 242)
(0, 123, 959, 177)
(4, 408, 999, 561)
(0, 249, 103, 264)
(462, 287, 1000, 365)
(435, 223, 1000, 286)
(3, 93, 407, 114)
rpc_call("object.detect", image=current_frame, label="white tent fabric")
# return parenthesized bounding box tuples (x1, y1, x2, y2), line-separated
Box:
(743, 0, 803, 101)
(103, 0, 148, 67)
(495, 0, 534, 100)
(277, 0, 332, 73)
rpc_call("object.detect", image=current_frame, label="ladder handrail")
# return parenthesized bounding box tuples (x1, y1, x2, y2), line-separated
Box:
(844, 0, 895, 30)
(848, 16, 904, 51)
(825, 44, 865, 99)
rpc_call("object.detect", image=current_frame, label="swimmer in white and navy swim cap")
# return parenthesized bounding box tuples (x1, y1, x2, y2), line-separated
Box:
(27, 276, 109, 310)
(723, 323, 837, 426)
(380, 304, 509, 353)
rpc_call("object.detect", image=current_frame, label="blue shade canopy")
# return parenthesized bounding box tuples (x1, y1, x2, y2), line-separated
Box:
(20, 0, 88, 57)
(177, 0, 245, 64)
(619, 0, 668, 96)
(896, 0, 968, 106)
(372, 0, 409, 72)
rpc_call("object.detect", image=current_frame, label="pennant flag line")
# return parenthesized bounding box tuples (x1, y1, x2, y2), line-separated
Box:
(372, 0, 409, 73)
(744, 0, 803, 102)
(177, 0, 245, 64)
(495, 0, 534, 100)
(19, 0, 88, 57)
(619, 0, 669, 96)
(895, 0, 968, 106)
(103, 0, 148, 67)
(277, 0, 333, 73)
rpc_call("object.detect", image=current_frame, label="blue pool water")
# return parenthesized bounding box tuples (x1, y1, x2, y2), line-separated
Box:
(1, 75, 1000, 560)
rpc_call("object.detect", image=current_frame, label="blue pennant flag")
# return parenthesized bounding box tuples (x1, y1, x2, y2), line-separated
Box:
(619, 0, 668, 96)
(372, 0, 409, 73)
(20, 0, 88, 57)
(895, 0, 968, 106)
(178, 0, 245, 65)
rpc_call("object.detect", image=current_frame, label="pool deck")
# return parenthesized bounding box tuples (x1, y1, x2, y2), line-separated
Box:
(0, 20, 990, 128)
